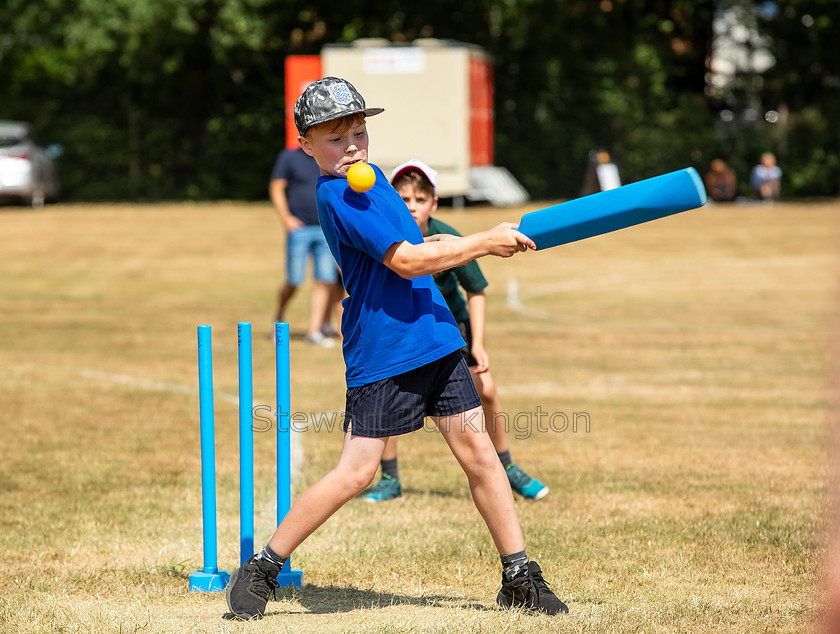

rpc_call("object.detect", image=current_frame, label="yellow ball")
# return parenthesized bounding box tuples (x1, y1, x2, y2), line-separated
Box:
(347, 162, 375, 193)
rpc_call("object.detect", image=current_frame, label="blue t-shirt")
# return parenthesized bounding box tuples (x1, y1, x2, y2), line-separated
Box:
(750, 164, 782, 190)
(316, 164, 464, 387)
(270, 148, 321, 226)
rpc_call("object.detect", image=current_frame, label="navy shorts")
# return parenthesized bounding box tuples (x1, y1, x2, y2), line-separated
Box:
(343, 350, 482, 438)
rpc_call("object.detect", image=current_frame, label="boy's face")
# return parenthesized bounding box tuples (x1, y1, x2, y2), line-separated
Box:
(396, 181, 437, 234)
(299, 117, 369, 178)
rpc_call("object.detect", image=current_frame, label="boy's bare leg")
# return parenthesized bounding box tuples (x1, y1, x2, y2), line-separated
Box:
(471, 369, 507, 453)
(434, 405, 525, 555)
(320, 278, 345, 335)
(268, 432, 385, 556)
(362, 435, 401, 503)
(326, 278, 346, 331)
(474, 367, 549, 500)
(275, 282, 297, 323)
(307, 280, 331, 339)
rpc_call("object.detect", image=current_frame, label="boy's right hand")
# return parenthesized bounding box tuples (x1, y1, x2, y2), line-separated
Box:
(283, 216, 305, 233)
(485, 223, 536, 257)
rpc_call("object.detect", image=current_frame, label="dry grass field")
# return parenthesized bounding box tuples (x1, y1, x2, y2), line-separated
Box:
(0, 198, 838, 633)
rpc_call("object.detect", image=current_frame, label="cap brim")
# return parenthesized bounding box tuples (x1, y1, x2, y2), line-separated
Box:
(389, 161, 438, 190)
(389, 166, 415, 184)
(302, 108, 385, 134)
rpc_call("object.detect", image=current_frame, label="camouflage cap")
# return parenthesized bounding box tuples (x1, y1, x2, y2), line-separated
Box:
(294, 77, 384, 136)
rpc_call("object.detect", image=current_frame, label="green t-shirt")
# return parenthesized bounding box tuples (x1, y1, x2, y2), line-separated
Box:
(426, 217, 488, 322)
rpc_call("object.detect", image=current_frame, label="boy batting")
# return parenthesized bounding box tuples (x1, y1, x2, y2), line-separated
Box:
(225, 77, 568, 619)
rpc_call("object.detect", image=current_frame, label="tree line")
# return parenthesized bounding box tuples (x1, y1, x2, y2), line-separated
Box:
(1, 0, 837, 201)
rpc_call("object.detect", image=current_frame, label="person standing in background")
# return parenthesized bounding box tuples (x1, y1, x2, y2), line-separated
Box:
(362, 159, 550, 503)
(270, 147, 342, 346)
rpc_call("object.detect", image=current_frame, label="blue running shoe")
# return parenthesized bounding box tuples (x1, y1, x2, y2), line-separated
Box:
(363, 474, 402, 503)
(506, 463, 549, 500)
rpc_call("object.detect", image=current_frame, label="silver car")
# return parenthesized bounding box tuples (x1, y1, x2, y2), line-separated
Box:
(0, 121, 61, 207)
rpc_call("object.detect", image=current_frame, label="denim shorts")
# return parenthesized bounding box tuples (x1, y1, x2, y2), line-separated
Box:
(286, 225, 338, 286)
(343, 351, 482, 438)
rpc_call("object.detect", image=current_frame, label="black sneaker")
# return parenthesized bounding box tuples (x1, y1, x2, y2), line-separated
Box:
(496, 561, 569, 615)
(225, 554, 281, 620)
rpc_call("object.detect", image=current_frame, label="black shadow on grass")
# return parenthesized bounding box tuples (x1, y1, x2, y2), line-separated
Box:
(222, 584, 492, 619)
(402, 488, 472, 501)
(354, 488, 472, 502)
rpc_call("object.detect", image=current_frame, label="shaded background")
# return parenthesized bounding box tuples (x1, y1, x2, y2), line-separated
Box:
(1, 0, 837, 202)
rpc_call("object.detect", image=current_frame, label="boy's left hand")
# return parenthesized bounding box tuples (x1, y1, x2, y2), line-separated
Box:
(471, 345, 490, 373)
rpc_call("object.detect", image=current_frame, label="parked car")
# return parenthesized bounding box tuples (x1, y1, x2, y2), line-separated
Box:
(0, 121, 62, 208)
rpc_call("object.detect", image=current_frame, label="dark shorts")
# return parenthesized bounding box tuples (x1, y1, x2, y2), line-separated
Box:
(457, 319, 478, 368)
(344, 350, 482, 438)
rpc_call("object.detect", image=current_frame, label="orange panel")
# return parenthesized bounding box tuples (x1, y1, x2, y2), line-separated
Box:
(469, 57, 494, 166)
(285, 56, 323, 149)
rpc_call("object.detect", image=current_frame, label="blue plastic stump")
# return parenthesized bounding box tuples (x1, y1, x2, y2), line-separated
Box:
(188, 570, 230, 593)
(189, 325, 231, 592)
(238, 322, 255, 565)
(274, 322, 304, 587)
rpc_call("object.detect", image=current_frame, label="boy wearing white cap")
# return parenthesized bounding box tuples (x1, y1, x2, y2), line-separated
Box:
(362, 159, 549, 503)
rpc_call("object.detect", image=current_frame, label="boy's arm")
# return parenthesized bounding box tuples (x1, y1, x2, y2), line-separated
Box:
(269, 179, 304, 233)
(424, 233, 457, 243)
(383, 223, 534, 278)
(466, 291, 490, 373)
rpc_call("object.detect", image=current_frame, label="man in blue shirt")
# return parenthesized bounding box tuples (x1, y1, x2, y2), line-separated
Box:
(270, 147, 342, 346)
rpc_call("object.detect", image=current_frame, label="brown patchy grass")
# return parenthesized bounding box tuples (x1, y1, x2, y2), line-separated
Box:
(0, 199, 837, 633)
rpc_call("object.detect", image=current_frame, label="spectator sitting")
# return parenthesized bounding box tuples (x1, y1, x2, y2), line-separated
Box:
(750, 152, 782, 201)
(704, 159, 737, 202)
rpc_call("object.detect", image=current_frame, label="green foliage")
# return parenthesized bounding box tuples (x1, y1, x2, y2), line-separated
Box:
(490, 0, 715, 197)
(758, 0, 840, 196)
(0, 0, 836, 200)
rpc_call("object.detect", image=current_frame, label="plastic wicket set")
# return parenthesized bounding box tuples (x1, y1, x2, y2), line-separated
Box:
(189, 321, 304, 592)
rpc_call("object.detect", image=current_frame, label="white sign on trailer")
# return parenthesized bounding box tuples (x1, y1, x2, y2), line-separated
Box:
(363, 47, 426, 74)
